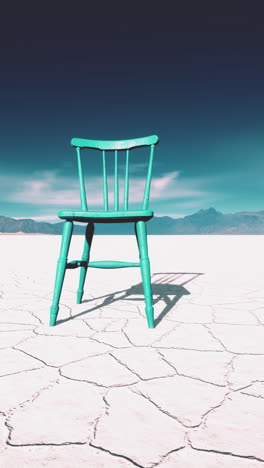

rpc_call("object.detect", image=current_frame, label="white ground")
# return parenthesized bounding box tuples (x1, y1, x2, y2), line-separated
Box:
(0, 235, 264, 467)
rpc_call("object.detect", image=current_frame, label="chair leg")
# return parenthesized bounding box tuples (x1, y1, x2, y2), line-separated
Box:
(135, 221, 155, 328)
(77, 222, 94, 304)
(50, 221, 73, 326)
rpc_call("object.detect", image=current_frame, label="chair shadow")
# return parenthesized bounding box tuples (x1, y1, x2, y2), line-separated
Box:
(57, 272, 203, 326)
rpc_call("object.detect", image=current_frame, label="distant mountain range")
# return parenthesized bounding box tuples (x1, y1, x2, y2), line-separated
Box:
(2, 208, 264, 234)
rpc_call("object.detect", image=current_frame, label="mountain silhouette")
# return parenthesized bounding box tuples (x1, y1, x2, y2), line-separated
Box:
(1, 208, 264, 234)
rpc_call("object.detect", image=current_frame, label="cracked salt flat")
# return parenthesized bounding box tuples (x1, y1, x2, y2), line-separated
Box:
(189, 392, 264, 460)
(0, 234, 264, 467)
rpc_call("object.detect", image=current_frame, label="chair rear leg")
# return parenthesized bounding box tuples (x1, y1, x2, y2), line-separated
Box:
(135, 221, 155, 328)
(77, 222, 94, 304)
(50, 221, 73, 326)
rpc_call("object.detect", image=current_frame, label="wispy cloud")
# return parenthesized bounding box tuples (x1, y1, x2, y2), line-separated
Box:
(13, 215, 59, 222)
(119, 161, 149, 173)
(0, 168, 223, 216)
(150, 171, 209, 199)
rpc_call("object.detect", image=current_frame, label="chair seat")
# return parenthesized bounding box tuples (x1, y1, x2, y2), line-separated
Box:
(58, 210, 154, 223)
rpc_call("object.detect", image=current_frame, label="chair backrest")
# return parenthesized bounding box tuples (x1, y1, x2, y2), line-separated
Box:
(71, 135, 159, 211)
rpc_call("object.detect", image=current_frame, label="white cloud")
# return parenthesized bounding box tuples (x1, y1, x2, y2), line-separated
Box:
(152, 171, 180, 191)
(154, 212, 184, 219)
(1, 168, 220, 212)
(150, 171, 209, 199)
(119, 161, 149, 173)
(13, 215, 59, 222)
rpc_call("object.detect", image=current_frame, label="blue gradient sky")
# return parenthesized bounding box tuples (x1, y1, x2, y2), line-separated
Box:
(1, 2, 264, 221)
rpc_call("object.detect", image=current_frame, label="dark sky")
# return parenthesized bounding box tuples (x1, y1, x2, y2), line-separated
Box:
(1, 1, 264, 220)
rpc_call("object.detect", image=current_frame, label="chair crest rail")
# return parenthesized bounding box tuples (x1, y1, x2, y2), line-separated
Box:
(71, 135, 159, 150)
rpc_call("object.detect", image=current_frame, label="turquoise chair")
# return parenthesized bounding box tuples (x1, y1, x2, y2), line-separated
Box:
(49, 135, 159, 328)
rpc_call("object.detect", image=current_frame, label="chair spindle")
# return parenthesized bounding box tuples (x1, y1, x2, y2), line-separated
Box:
(142, 144, 155, 210)
(124, 149, 129, 210)
(102, 150, 109, 211)
(76, 147, 88, 210)
(114, 150, 119, 211)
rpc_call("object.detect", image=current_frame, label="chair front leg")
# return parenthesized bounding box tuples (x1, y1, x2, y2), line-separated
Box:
(50, 221, 73, 326)
(77, 222, 94, 304)
(135, 221, 155, 328)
